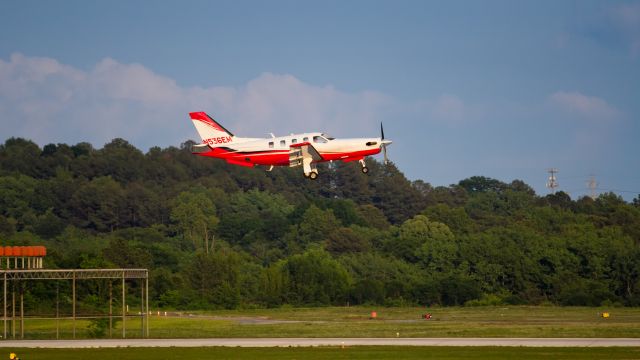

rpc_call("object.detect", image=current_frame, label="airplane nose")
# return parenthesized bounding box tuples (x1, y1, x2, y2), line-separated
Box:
(381, 139, 392, 145)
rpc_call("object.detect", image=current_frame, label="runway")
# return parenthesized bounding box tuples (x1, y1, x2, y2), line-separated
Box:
(0, 338, 639, 348)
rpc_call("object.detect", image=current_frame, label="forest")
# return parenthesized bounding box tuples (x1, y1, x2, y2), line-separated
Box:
(1, 137, 639, 310)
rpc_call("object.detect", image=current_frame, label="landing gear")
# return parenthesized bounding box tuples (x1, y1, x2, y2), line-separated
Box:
(304, 170, 318, 180)
(304, 162, 319, 180)
(359, 159, 369, 174)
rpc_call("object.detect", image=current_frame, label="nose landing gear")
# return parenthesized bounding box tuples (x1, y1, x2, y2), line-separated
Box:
(359, 159, 369, 174)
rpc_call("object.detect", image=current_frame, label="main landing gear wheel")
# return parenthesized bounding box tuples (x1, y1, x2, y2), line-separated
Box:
(309, 171, 318, 180)
(361, 167, 369, 174)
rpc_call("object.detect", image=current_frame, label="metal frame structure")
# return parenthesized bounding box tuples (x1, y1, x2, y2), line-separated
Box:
(1, 269, 149, 340)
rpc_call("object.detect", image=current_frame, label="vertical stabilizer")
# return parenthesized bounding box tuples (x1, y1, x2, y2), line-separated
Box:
(189, 112, 235, 147)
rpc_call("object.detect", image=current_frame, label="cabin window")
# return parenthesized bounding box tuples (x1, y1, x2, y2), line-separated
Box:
(303, 137, 309, 142)
(313, 135, 328, 144)
(268, 141, 274, 148)
(280, 140, 286, 147)
(292, 138, 297, 144)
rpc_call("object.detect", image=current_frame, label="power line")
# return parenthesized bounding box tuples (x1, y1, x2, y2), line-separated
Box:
(546, 168, 559, 194)
(587, 175, 598, 200)
(595, 187, 640, 195)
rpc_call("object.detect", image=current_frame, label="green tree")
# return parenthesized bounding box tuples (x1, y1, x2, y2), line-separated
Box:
(282, 248, 351, 305)
(425, 185, 469, 208)
(459, 176, 507, 194)
(185, 251, 243, 309)
(423, 204, 474, 234)
(0, 175, 39, 225)
(33, 208, 66, 239)
(217, 189, 293, 248)
(356, 204, 390, 230)
(415, 223, 457, 272)
(94, 138, 145, 183)
(340, 252, 423, 304)
(439, 272, 482, 305)
(544, 191, 573, 210)
(333, 161, 373, 203)
(296, 205, 340, 245)
(606, 233, 640, 305)
(386, 215, 455, 264)
(102, 237, 153, 268)
(0, 215, 16, 238)
(171, 188, 219, 253)
(0, 138, 42, 177)
(320, 198, 363, 227)
(69, 176, 125, 232)
(371, 162, 426, 224)
(259, 261, 289, 307)
(325, 227, 371, 255)
(458, 227, 536, 297)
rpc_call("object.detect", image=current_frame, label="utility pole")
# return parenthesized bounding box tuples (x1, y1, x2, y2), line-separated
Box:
(546, 168, 559, 194)
(587, 175, 598, 200)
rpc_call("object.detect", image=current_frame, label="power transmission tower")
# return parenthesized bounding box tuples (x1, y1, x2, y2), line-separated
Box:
(587, 175, 598, 199)
(546, 168, 559, 193)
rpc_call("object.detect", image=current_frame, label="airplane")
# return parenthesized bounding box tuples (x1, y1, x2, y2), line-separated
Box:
(188, 112, 392, 180)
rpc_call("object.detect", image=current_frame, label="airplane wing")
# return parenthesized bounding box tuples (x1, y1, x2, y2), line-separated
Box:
(289, 142, 323, 168)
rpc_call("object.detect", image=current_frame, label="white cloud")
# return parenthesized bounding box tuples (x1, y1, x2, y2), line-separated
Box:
(92, 58, 183, 104)
(0, 53, 392, 149)
(549, 91, 618, 120)
(202, 73, 393, 137)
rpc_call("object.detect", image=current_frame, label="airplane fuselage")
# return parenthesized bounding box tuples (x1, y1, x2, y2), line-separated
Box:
(198, 133, 382, 167)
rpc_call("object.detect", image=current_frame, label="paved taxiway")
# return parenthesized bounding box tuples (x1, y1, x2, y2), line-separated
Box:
(1, 338, 639, 348)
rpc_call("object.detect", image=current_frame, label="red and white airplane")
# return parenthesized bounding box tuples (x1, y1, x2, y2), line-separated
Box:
(189, 112, 392, 180)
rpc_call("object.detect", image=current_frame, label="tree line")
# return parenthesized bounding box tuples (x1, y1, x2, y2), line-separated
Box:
(1, 137, 639, 310)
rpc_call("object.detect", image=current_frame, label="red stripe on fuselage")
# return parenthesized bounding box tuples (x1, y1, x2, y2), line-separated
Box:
(197, 148, 290, 166)
(196, 147, 381, 167)
(319, 148, 381, 161)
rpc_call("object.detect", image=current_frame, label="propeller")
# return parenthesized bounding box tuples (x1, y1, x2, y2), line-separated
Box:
(380, 122, 392, 165)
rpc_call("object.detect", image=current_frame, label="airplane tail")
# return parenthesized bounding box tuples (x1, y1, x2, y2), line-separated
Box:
(189, 112, 235, 147)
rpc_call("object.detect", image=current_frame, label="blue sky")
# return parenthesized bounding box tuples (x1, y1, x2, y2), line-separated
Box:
(1, 0, 639, 199)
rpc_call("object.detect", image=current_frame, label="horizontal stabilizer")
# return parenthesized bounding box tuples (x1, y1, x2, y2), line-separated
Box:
(191, 143, 211, 154)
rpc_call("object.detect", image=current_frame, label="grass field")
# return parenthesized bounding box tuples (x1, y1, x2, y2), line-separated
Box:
(2, 346, 640, 360)
(10, 305, 640, 339)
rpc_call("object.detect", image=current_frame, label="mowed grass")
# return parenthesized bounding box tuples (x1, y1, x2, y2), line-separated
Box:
(13, 306, 640, 339)
(2, 347, 640, 360)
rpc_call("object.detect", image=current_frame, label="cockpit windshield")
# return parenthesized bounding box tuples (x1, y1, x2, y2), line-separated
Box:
(313, 135, 327, 144)
(313, 134, 335, 143)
